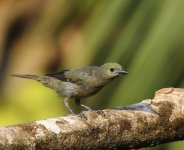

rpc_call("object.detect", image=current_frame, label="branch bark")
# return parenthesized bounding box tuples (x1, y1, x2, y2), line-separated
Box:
(0, 88, 184, 150)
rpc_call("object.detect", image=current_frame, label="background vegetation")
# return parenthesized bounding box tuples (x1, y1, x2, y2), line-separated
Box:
(0, 0, 183, 149)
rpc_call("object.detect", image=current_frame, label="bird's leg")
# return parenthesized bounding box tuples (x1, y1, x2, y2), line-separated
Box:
(75, 98, 92, 111)
(64, 97, 75, 114)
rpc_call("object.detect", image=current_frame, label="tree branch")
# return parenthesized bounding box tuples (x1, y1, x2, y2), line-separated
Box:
(0, 88, 184, 149)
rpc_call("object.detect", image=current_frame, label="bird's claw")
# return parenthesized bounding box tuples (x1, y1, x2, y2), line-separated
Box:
(96, 110, 106, 117)
(78, 112, 88, 120)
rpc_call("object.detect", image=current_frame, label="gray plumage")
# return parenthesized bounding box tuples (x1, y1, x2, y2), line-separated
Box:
(12, 63, 128, 114)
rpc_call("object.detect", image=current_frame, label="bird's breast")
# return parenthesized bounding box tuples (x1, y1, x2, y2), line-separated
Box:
(54, 78, 109, 99)
(61, 83, 104, 99)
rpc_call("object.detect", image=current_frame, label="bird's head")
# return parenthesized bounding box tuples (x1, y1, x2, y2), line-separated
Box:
(100, 63, 128, 79)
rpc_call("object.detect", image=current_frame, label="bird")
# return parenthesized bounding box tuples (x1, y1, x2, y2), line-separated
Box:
(12, 63, 128, 114)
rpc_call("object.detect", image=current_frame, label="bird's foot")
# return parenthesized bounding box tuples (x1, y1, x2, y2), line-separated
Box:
(78, 113, 87, 119)
(96, 110, 106, 117)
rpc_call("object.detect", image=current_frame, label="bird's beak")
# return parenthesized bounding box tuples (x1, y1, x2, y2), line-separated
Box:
(118, 69, 128, 75)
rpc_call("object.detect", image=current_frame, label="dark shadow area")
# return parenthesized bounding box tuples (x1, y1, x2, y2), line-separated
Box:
(0, 18, 27, 90)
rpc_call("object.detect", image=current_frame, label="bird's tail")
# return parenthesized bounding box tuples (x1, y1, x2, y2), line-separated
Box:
(11, 74, 42, 82)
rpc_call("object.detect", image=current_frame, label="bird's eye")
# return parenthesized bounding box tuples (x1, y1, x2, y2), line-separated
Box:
(110, 68, 114, 72)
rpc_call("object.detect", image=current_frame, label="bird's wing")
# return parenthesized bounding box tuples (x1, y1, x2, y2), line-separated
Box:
(46, 67, 99, 85)
(46, 70, 70, 82)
